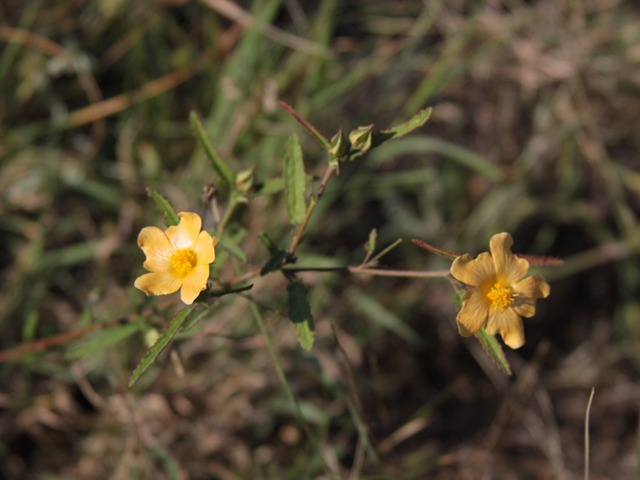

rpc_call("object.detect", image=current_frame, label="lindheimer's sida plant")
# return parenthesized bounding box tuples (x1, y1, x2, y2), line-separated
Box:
(126, 102, 559, 386)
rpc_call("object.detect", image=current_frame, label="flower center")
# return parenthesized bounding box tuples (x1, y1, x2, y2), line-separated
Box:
(171, 248, 197, 278)
(487, 283, 514, 311)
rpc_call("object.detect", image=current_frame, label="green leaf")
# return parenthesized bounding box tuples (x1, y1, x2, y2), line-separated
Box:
(413, 239, 563, 266)
(212, 230, 247, 264)
(254, 178, 285, 197)
(254, 175, 316, 197)
(350, 289, 422, 345)
(261, 250, 287, 276)
(284, 134, 307, 224)
(278, 101, 330, 150)
(258, 232, 279, 255)
(454, 290, 511, 375)
(371, 107, 433, 149)
(129, 308, 192, 387)
(180, 306, 211, 331)
(146, 188, 179, 227)
(365, 229, 377, 253)
(67, 323, 139, 360)
(475, 326, 512, 375)
(190, 111, 235, 188)
(287, 282, 315, 350)
(209, 284, 253, 297)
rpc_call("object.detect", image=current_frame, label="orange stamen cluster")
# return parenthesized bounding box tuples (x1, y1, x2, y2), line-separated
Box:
(171, 249, 197, 277)
(487, 283, 514, 311)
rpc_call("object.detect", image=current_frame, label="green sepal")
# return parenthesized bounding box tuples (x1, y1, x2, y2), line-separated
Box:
(329, 128, 350, 159)
(348, 124, 374, 158)
(236, 167, 256, 194)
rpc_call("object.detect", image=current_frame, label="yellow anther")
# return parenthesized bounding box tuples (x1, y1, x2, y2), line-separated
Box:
(487, 283, 514, 311)
(171, 248, 197, 278)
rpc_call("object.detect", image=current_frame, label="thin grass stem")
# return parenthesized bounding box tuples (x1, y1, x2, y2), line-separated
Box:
(248, 302, 340, 480)
(585, 387, 595, 480)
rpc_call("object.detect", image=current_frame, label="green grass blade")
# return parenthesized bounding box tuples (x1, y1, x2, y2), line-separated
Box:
(190, 111, 234, 188)
(129, 308, 192, 387)
(287, 282, 315, 350)
(284, 134, 307, 224)
(212, 230, 247, 264)
(369, 135, 504, 182)
(146, 188, 180, 227)
(350, 289, 422, 345)
(67, 324, 139, 361)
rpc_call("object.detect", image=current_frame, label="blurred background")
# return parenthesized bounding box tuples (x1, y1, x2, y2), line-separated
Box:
(1, 0, 640, 478)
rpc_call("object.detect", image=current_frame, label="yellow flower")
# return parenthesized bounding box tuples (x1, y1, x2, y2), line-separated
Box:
(450, 232, 550, 349)
(134, 212, 218, 305)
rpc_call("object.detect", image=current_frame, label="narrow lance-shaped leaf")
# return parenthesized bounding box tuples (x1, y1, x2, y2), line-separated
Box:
(190, 111, 235, 189)
(147, 188, 179, 227)
(284, 134, 307, 225)
(129, 308, 192, 387)
(412, 239, 459, 260)
(454, 290, 511, 376)
(371, 107, 433, 149)
(261, 250, 287, 276)
(365, 229, 377, 253)
(258, 232, 279, 255)
(278, 101, 330, 150)
(287, 282, 315, 350)
(413, 239, 564, 266)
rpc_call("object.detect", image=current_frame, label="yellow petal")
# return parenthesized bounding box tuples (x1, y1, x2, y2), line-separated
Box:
(165, 212, 202, 250)
(486, 308, 525, 349)
(512, 274, 550, 317)
(138, 227, 174, 272)
(451, 252, 495, 287)
(194, 230, 215, 265)
(490, 233, 529, 285)
(134, 271, 182, 296)
(180, 264, 209, 304)
(456, 289, 490, 336)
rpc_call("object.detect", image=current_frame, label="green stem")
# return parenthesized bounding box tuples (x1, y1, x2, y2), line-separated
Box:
(218, 194, 239, 233)
(248, 302, 340, 480)
(366, 238, 402, 266)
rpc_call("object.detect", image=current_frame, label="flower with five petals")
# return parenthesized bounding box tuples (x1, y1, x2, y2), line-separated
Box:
(134, 212, 218, 305)
(450, 232, 550, 349)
